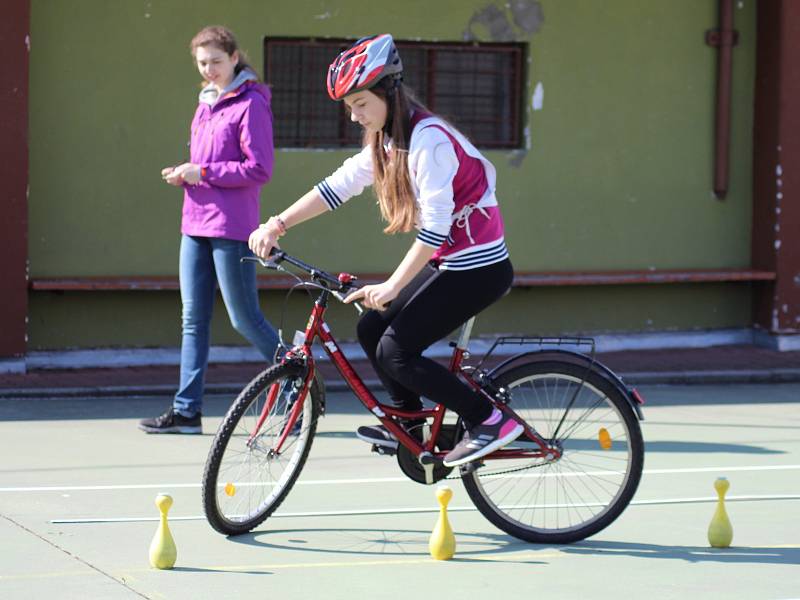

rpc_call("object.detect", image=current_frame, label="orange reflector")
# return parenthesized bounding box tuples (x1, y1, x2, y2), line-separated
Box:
(224, 482, 236, 497)
(598, 428, 612, 450)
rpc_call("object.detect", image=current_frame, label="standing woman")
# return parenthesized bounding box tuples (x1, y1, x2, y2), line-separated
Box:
(248, 34, 523, 467)
(140, 26, 280, 434)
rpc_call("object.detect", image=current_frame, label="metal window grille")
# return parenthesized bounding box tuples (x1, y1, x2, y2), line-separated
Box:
(264, 38, 524, 149)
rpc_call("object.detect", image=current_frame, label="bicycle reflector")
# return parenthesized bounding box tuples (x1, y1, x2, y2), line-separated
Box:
(598, 428, 612, 450)
(630, 388, 646, 404)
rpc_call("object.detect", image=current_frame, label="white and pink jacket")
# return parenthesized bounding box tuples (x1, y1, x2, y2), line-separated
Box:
(315, 112, 509, 271)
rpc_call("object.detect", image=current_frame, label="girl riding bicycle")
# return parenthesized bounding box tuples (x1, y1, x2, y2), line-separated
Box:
(249, 34, 522, 467)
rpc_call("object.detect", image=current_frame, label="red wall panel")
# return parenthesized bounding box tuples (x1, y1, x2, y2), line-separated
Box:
(0, 0, 30, 357)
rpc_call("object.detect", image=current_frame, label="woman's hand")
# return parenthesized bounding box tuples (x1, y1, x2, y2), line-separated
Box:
(344, 281, 399, 311)
(163, 163, 202, 186)
(248, 224, 281, 259)
(161, 165, 182, 186)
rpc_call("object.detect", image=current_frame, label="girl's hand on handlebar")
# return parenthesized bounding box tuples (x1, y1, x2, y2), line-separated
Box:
(249, 225, 280, 259)
(344, 282, 398, 311)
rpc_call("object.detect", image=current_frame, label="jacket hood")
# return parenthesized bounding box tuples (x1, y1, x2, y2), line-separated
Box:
(198, 68, 266, 106)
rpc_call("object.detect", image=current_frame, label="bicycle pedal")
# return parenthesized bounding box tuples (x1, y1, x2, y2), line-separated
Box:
(371, 444, 397, 457)
(459, 460, 484, 475)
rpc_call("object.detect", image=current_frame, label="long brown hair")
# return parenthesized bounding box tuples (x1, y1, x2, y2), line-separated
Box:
(189, 25, 260, 81)
(362, 80, 429, 234)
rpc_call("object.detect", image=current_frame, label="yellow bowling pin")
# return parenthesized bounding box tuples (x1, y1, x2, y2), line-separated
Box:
(429, 486, 456, 560)
(707, 477, 733, 548)
(149, 494, 177, 569)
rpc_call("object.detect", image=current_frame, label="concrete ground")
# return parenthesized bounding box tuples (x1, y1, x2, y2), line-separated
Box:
(1, 384, 799, 599)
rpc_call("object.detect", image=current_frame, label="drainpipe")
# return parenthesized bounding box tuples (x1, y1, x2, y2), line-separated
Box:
(705, 0, 739, 199)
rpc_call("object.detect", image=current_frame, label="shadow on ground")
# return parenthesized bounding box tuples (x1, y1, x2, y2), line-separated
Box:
(228, 526, 542, 563)
(224, 528, 798, 565)
(562, 539, 800, 565)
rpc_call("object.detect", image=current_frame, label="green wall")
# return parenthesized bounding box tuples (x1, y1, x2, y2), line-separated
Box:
(27, 0, 757, 349)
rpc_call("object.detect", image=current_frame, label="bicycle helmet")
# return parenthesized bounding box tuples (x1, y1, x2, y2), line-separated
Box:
(326, 34, 403, 101)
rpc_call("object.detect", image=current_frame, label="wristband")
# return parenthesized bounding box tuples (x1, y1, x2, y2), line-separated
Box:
(272, 215, 287, 237)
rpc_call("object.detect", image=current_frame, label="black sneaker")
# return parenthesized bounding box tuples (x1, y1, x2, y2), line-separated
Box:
(138, 408, 202, 434)
(356, 424, 398, 450)
(357, 419, 426, 450)
(442, 415, 523, 467)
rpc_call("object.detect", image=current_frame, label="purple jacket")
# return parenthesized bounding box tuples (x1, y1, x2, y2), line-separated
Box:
(181, 74, 274, 241)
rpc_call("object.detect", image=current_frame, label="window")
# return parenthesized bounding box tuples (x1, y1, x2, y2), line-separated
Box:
(264, 38, 525, 149)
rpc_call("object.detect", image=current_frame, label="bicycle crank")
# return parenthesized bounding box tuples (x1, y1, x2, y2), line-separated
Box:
(396, 424, 457, 485)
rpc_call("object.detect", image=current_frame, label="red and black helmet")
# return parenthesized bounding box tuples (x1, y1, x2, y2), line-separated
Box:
(326, 34, 403, 101)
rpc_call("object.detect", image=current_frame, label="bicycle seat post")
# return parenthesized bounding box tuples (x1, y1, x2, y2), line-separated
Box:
(455, 317, 476, 351)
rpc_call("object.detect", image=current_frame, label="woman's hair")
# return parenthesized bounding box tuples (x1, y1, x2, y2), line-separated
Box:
(189, 25, 258, 80)
(363, 80, 430, 234)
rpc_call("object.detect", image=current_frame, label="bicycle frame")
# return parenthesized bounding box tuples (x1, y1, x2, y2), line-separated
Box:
(258, 284, 561, 465)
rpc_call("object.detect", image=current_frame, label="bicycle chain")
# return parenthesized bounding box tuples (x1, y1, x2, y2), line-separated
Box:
(443, 458, 551, 480)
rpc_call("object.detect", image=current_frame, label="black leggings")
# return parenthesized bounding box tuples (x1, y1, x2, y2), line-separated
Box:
(356, 258, 513, 427)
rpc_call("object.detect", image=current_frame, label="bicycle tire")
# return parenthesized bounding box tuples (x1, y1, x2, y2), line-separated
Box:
(202, 362, 322, 535)
(461, 357, 644, 544)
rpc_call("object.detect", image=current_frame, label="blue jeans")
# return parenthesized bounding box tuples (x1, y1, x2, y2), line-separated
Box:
(174, 235, 279, 416)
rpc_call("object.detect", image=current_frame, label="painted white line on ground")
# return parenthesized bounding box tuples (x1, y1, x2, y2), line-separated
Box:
(50, 494, 800, 524)
(642, 464, 800, 475)
(5, 463, 800, 493)
(1, 482, 202, 493)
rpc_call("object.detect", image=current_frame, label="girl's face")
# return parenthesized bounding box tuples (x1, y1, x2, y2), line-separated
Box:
(195, 45, 238, 89)
(344, 90, 388, 133)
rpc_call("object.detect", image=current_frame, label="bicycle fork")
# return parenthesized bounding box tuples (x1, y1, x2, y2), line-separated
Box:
(247, 363, 314, 454)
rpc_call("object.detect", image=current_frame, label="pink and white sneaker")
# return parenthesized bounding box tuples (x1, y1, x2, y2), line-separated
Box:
(443, 412, 523, 467)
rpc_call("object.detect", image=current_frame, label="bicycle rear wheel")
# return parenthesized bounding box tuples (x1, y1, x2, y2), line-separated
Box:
(461, 357, 644, 543)
(202, 362, 321, 535)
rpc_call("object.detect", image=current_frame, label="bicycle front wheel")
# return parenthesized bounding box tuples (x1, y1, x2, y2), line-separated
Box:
(202, 362, 321, 535)
(461, 358, 644, 544)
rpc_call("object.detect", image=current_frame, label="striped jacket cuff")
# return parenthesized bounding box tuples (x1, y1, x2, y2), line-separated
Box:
(316, 180, 343, 211)
(416, 228, 448, 248)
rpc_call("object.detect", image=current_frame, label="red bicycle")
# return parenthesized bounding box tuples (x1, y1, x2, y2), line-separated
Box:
(202, 250, 645, 543)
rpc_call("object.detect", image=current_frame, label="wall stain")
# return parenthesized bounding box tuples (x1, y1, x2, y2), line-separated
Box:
(464, 4, 517, 41)
(463, 1, 545, 168)
(510, 0, 545, 34)
(463, 0, 544, 41)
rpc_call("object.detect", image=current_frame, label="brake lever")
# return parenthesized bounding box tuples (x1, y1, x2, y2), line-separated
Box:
(241, 256, 281, 270)
(331, 289, 364, 315)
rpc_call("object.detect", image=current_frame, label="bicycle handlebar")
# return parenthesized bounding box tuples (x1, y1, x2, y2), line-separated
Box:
(243, 248, 362, 300)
